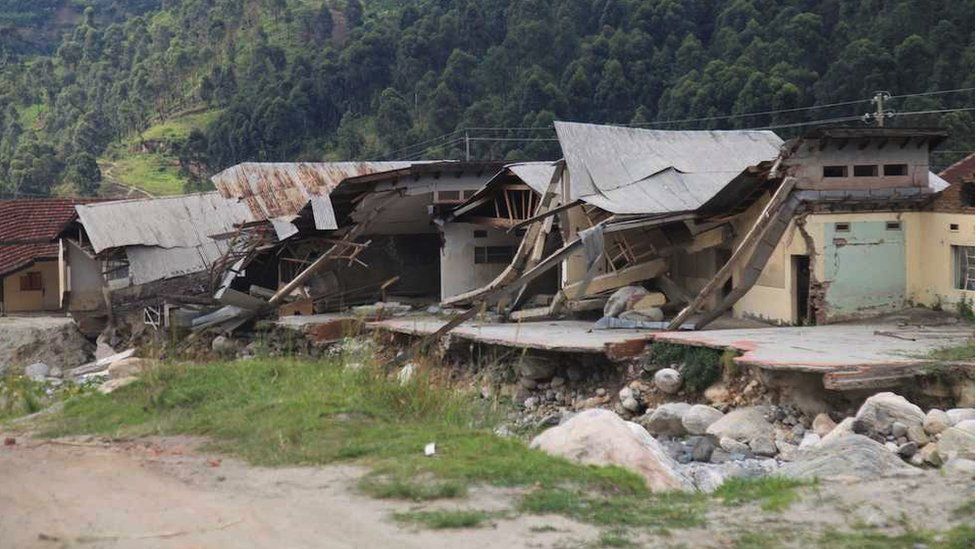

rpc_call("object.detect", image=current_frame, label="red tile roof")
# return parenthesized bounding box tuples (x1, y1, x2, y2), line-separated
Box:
(0, 198, 101, 277)
(939, 153, 974, 184)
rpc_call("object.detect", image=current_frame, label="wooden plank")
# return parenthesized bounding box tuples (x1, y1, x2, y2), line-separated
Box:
(563, 258, 667, 297)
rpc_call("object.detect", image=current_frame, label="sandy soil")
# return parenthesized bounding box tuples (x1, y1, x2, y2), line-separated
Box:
(0, 434, 596, 549)
(1, 433, 971, 548)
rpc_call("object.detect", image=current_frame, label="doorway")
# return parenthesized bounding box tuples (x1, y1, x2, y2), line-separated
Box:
(792, 255, 811, 325)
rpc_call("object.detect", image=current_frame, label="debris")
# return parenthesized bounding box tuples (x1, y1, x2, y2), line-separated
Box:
(3, 437, 15, 446)
(397, 363, 416, 385)
(424, 442, 436, 457)
(603, 286, 649, 318)
(67, 348, 136, 380)
(107, 358, 149, 380)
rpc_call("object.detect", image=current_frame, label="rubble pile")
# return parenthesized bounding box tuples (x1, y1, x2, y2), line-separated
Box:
(0, 317, 94, 376)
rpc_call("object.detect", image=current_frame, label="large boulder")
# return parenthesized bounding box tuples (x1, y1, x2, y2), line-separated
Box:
(706, 407, 775, 445)
(923, 409, 951, 435)
(682, 405, 724, 435)
(946, 408, 975, 426)
(603, 286, 650, 318)
(821, 417, 856, 445)
(854, 392, 924, 435)
(530, 408, 693, 492)
(936, 426, 975, 461)
(640, 402, 692, 437)
(780, 434, 912, 480)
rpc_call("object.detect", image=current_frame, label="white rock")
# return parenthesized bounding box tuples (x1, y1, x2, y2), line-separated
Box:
(855, 392, 924, 434)
(923, 409, 951, 435)
(798, 432, 821, 450)
(530, 409, 693, 491)
(682, 404, 724, 435)
(706, 407, 775, 444)
(946, 408, 975, 425)
(781, 434, 911, 480)
(653, 368, 682, 394)
(937, 426, 975, 460)
(621, 396, 641, 413)
(812, 413, 837, 438)
(719, 437, 751, 456)
(24, 362, 50, 381)
(944, 458, 976, 476)
(641, 402, 692, 436)
(821, 417, 857, 445)
(955, 419, 975, 434)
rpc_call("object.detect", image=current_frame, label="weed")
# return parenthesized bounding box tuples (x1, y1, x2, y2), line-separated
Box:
(596, 528, 636, 547)
(818, 525, 972, 549)
(713, 476, 812, 512)
(957, 296, 974, 323)
(519, 487, 705, 529)
(359, 477, 467, 501)
(648, 342, 728, 392)
(393, 509, 495, 529)
(529, 525, 559, 533)
(927, 341, 975, 362)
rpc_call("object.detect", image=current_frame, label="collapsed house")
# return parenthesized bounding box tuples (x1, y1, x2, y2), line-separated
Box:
(0, 198, 103, 314)
(208, 161, 501, 319)
(437, 123, 972, 330)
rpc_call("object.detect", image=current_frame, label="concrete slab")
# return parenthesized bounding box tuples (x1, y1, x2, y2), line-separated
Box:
(653, 322, 974, 390)
(370, 317, 656, 359)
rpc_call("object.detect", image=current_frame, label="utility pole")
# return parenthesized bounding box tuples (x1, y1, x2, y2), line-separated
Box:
(464, 131, 470, 161)
(863, 91, 894, 127)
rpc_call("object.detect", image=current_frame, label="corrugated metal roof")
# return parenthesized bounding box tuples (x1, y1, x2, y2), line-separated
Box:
(507, 162, 558, 194)
(76, 193, 258, 285)
(76, 192, 255, 254)
(554, 121, 783, 214)
(211, 162, 414, 220)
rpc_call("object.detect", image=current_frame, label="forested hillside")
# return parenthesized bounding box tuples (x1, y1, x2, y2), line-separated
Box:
(0, 0, 972, 198)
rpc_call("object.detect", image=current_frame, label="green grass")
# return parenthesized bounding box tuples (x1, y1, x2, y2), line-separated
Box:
(819, 523, 974, 549)
(393, 509, 496, 529)
(18, 103, 45, 129)
(713, 477, 812, 512)
(38, 355, 654, 526)
(928, 341, 975, 362)
(596, 528, 638, 547)
(138, 109, 221, 142)
(99, 152, 186, 196)
(518, 487, 705, 529)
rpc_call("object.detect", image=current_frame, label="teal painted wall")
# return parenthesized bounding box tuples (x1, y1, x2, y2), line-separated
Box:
(822, 220, 906, 320)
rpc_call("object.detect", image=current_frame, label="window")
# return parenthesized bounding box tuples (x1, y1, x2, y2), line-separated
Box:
(473, 230, 487, 238)
(462, 189, 477, 200)
(950, 223, 960, 232)
(103, 259, 129, 281)
(474, 245, 515, 264)
(885, 221, 901, 231)
(883, 164, 908, 176)
(434, 190, 461, 203)
(853, 165, 879, 177)
(19, 272, 42, 291)
(834, 222, 851, 232)
(953, 245, 975, 291)
(823, 165, 848, 178)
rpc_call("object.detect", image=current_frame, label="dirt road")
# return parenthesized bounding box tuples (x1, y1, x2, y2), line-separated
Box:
(0, 435, 595, 549)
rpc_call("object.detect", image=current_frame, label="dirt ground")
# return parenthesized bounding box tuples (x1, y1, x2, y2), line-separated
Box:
(0, 434, 972, 549)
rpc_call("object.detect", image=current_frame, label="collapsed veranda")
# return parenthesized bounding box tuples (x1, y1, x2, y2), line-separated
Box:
(1, 122, 972, 384)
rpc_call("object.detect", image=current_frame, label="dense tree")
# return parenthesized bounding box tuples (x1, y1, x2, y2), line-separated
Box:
(0, 0, 971, 197)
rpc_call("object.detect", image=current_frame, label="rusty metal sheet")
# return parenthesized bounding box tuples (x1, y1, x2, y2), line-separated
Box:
(211, 162, 414, 220)
(554, 121, 783, 214)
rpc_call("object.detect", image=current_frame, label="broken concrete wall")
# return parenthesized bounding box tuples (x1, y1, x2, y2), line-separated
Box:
(66, 240, 105, 312)
(0, 316, 93, 375)
(822, 220, 906, 322)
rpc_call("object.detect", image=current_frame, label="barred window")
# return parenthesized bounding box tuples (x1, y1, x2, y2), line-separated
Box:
(953, 245, 975, 291)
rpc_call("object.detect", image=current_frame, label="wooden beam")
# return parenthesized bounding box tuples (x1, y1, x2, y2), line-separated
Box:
(563, 258, 667, 297)
(666, 177, 798, 330)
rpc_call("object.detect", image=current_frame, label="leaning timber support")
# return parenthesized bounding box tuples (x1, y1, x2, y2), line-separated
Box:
(666, 177, 798, 330)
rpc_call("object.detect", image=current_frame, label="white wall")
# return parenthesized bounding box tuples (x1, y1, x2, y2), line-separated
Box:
(440, 222, 520, 300)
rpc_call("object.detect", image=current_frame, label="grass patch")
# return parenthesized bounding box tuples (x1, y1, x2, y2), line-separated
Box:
(100, 152, 186, 196)
(139, 109, 221, 142)
(927, 341, 975, 362)
(596, 528, 637, 547)
(39, 355, 656, 526)
(519, 487, 705, 529)
(393, 509, 496, 529)
(359, 476, 467, 501)
(820, 523, 974, 549)
(713, 476, 811, 512)
(647, 341, 726, 392)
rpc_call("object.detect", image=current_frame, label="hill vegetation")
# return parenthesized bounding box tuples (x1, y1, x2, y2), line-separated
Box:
(0, 0, 972, 197)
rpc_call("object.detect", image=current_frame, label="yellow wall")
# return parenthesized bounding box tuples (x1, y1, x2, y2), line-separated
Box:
(905, 211, 975, 309)
(1, 260, 62, 312)
(732, 206, 976, 324)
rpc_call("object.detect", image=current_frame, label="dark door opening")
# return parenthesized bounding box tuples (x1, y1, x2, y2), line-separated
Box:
(792, 255, 811, 325)
(716, 248, 733, 298)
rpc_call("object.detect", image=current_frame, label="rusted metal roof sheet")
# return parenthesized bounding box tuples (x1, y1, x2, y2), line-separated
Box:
(211, 162, 413, 221)
(554, 121, 783, 214)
